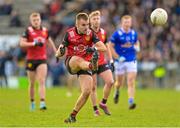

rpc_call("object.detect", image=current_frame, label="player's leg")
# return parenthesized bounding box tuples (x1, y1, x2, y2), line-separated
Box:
(99, 69, 114, 115)
(68, 56, 92, 73)
(36, 63, 48, 110)
(113, 61, 125, 104)
(66, 74, 76, 97)
(126, 61, 137, 109)
(113, 74, 125, 104)
(27, 70, 36, 110)
(65, 74, 93, 123)
(90, 74, 100, 116)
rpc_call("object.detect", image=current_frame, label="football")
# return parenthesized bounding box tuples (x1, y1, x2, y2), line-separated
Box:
(150, 8, 168, 25)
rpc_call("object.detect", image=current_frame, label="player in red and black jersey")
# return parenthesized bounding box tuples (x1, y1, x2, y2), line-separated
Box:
(20, 12, 57, 111)
(89, 10, 114, 116)
(56, 12, 107, 123)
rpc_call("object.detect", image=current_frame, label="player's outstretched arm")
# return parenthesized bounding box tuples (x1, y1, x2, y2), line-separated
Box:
(47, 37, 57, 53)
(106, 43, 113, 62)
(108, 41, 119, 59)
(134, 40, 140, 52)
(94, 41, 107, 52)
(19, 37, 34, 48)
(106, 43, 114, 72)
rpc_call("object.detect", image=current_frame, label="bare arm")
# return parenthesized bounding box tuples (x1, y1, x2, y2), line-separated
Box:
(47, 37, 57, 53)
(134, 40, 140, 52)
(19, 37, 34, 48)
(106, 43, 113, 62)
(108, 41, 119, 59)
(94, 41, 107, 52)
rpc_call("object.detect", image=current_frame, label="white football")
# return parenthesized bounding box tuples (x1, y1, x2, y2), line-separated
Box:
(150, 8, 168, 25)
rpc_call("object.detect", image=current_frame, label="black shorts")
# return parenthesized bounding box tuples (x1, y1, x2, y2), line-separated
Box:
(93, 63, 110, 75)
(26, 59, 47, 71)
(65, 56, 92, 76)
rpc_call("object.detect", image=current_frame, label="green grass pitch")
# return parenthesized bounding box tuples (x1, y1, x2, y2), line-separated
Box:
(0, 87, 180, 127)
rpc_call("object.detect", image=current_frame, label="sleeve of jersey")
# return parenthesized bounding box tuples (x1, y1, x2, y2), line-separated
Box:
(22, 29, 28, 38)
(92, 32, 100, 44)
(110, 31, 117, 44)
(62, 32, 69, 47)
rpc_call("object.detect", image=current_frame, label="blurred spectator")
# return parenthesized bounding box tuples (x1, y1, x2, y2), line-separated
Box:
(49, 59, 66, 86)
(0, 51, 8, 87)
(0, 51, 13, 87)
(49, 17, 64, 39)
(0, 0, 13, 15)
(9, 10, 22, 27)
(49, 0, 62, 16)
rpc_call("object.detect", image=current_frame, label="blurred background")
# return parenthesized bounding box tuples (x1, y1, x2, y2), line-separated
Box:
(0, 0, 179, 90)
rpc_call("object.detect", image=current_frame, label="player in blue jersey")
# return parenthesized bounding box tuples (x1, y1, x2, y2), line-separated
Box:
(109, 15, 140, 109)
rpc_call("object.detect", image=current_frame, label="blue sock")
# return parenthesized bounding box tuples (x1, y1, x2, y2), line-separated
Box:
(128, 98, 134, 105)
(30, 102, 35, 111)
(40, 101, 46, 108)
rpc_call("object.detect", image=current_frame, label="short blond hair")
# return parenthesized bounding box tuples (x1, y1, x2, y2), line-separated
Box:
(29, 12, 41, 20)
(76, 12, 89, 24)
(89, 10, 101, 19)
(121, 15, 132, 21)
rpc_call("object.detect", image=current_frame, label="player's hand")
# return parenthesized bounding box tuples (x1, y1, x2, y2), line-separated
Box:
(110, 61, 115, 72)
(33, 41, 43, 47)
(56, 44, 65, 58)
(133, 44, 140, 52)
(86, 47, 97, 53)
(118, 56, 126, 62)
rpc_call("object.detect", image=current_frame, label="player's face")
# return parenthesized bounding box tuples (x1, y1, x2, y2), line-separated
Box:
(90, 15, 100, 28)
(121, 18, 132, 30)
(30, 16, 41, 29)
(76, 19, 89, 34)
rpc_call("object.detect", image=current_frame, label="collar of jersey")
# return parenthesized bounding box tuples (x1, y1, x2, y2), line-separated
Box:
(120, 27, 131, 34)
(31, 26, 43, 30)
(75, 27, 84, 35)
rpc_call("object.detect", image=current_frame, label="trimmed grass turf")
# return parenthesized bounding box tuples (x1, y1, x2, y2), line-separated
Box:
(0, 87, 180, 127)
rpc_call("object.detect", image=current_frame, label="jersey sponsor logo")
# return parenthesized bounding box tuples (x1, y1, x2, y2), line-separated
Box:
(31, 32, 36, 36)
(73, 44, 87, 52)
(121, 42, 132, 48)
(34, 36, 46, 43)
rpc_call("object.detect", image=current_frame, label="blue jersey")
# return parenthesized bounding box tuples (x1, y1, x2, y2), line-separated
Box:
(110, 28, 138, 62)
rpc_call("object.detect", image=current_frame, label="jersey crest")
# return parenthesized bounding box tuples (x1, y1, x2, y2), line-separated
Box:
(85, 35, 90, 42)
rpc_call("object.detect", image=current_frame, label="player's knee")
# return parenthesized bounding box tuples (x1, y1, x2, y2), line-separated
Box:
(38, 78, 46, 85)
(92, 85, 96, 92)
(82, 89, 91, 97)
(29, 82, 35, 87)
(114, 80, 123, 88)
(106, 79, 114, 87)
(128, 78, 135, 85)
